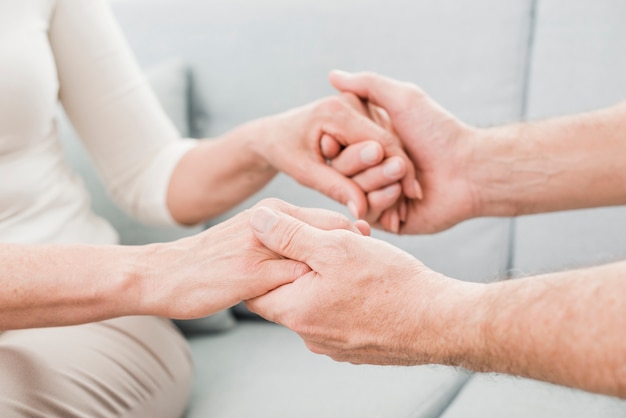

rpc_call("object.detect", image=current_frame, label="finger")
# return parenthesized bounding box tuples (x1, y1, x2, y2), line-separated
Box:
(354, 220, 371, 236)
(329, 141, 384, 177)
(323, 98, 421, 200)
(254, 259, 311, 293)
(399, 198, 408, 223)
(273, 200, 363, 234)
(351, 156, 406, 193)
(362, 183, 402, 225)
(329, 71, 424, 200)
(250, 207, 328, 265)
(320, 134, 341, 159)
(384, 207, 400, 234)
(296, 159, 368, 219)
(245, 272, 311, 324)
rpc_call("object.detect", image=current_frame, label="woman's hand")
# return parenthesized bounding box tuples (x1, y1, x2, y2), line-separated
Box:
(252, 93, 420, 220)
(138, 198, 369, 319)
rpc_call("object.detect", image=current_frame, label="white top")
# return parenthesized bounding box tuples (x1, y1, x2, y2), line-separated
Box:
(0, 0, 196, 244)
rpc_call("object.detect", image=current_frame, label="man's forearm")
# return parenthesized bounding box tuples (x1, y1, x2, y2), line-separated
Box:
(448, 262, 626, 398)
(472, 102, 626, 216)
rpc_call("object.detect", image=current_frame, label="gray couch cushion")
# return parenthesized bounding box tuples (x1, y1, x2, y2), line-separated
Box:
(514, 0, 626, 275)
(187, 322, 470, 418)
(439, 374, 626, 418)
(113, 0, 534, 134)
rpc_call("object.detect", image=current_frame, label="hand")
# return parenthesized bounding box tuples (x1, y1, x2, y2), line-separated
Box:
(321, 99, 414, 231)
(254, 93, 420, 219)
(245, 205, 477, 366)
(141, 198, 368, 320)
(328, 71, 482, 234)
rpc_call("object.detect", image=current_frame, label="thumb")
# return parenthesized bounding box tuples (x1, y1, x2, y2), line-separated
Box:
(329, 70, 414, 117)
(250, 207, 323, 265)
(330, 70, 424, 201)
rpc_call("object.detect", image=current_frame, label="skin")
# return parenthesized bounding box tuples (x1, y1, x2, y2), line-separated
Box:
(167, 93, 416, 225)
(0, 199, 368, 330)
(247, 71, 626, 398)
(1, 91, 409, 330)
(247, 207, 626, 398)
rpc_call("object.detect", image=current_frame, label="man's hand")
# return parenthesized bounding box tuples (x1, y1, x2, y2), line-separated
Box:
(141, 198, 368, 320)
(327, 71, 482, 234)
(245, 205, 479, 365)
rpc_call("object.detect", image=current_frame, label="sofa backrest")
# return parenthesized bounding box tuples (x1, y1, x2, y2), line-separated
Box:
(62, 0, 626, 284)
(103, 0, 539, 283)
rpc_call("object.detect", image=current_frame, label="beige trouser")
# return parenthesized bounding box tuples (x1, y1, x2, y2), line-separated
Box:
(0, 316, 193, 418)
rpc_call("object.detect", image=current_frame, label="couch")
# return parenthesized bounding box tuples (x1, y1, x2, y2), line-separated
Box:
(60, 0, 626, 416)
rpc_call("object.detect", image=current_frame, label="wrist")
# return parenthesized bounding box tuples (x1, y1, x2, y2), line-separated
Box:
(123, 243, 163, 317)
(408, 274, 488, 368)
(245, 117, 281, 175)
(468, 125, 528, 217)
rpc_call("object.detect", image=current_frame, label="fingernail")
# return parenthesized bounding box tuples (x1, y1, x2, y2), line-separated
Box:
(390, 210, 400, 234)
(250, 207, 278, 234)
(360, 143, 380, 164)
(348, 201, 359, 219)
(383, 160, 403, 178)
(414, 180, 423, 200)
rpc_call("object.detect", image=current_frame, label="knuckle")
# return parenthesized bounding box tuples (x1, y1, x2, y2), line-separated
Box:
(330, 211, 353, 230)
(324, 180, 347, 203)
(278, 220, 307, 254)
(360, 70, 378, 83)
(316, 96, 345, 115)
(338, 92, 362, 109)
(318, 233, 352, 262)
(306, 342, 327, 356)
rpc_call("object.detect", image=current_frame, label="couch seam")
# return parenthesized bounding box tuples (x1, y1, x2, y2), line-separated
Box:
(520, 0, 539, 122)
(507, 0, 539, 281)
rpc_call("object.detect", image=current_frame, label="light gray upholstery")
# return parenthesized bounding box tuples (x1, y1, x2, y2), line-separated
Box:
(187, 322, 470, 418)
(439, 374, 626, 418)
(54, 0, 626, 416)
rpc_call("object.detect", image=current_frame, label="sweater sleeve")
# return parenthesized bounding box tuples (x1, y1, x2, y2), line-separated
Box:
(49, 0, 197, 226)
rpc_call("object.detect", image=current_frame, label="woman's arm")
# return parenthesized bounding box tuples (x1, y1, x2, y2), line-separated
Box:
(51, 0, 411, 227)
(167, 96, 411, 225)
(0, 199, 362, 330)
(0, 242, 140, 330)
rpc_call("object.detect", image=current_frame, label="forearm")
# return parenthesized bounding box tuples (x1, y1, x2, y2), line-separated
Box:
(167, 119, 277, 225)
(442, 262, 626, 398)
(472, 102, 626, 216)
(0, 243, 143, 330)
